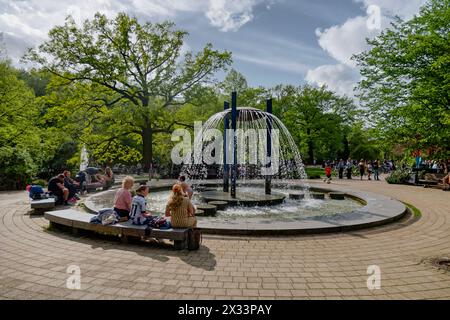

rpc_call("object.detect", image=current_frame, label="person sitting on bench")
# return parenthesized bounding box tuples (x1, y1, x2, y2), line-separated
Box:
(113, 176, 134, 221)
(178, 175, 193, 199)
(63, 170, 79, 201)
(85, 167, 105, 184)
(443, 173, 450, 191)
(48, 174, 69, 205)
(165, 184, 197, 228)
(102, 167, 115, 188)
(129, 185, 153, 225)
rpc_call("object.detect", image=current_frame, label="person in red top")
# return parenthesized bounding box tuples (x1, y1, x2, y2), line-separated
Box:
(324, 163, 332, 184)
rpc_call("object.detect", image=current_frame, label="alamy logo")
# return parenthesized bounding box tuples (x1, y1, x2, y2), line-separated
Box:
(367, 265, 381, 290)
(171, 121, 280, 175)
(66, 265, 81, 290)
(366, 5, 381, 30)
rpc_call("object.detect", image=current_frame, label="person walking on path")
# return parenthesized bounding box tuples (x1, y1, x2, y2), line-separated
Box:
(373, 159, 380, 181)
(346, 159, 353, 179)
(358, 159, 365, 180)
(337, 159, 345, 179)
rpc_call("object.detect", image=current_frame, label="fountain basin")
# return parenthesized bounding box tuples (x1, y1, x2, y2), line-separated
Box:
(83, 181, 407, 235)
(200, 190, 285, 206)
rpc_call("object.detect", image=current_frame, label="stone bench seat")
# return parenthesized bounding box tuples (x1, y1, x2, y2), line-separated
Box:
(31, 198, 56, 213)
(419, 173, 445, 189)
(44, 209, 192, 249)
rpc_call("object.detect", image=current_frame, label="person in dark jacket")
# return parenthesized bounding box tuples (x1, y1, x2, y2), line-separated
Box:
(48, 174, 69, 205)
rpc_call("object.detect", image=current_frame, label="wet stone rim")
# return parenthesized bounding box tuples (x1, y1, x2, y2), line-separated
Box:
(83, 181, 407, 236)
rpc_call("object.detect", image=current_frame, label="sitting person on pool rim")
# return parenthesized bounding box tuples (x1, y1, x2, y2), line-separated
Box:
(113, 176, 134, 221)
(48, 174, 69, 205)
(129, 185, 153, 225)
(178, 175, 193, 199)
(165, 184, 197, 228)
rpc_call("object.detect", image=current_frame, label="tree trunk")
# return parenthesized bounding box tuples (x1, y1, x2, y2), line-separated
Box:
(342, 135, 350, 160)
(142, 125, 153, 173)
(307, 128, 314, 164)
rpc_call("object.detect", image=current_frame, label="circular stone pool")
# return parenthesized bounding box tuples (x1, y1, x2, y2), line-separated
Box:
(83, 183, 407, 235)
(87, 187, 363, 220)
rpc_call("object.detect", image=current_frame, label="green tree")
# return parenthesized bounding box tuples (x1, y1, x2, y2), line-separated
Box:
(25, 12, 232, 171)
(219, 69, 248, 94)
(0, 60, 61, 189)
(354, 0, 450, 159)
(347, 123, 383, 161)
(273, 85, 356, 164)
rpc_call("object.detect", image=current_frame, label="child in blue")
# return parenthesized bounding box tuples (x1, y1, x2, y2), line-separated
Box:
(130, 185, 153, 225)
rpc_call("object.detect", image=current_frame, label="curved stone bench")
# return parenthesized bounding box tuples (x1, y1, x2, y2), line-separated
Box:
(31, 198, 56, 214)
(44, 209, 195, 250)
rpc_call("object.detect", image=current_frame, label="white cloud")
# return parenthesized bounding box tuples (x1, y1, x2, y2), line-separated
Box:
(306, 64, 360, 97)
(0, 0, 272, 65)
(306, 0, 425, 98)
(355, 0, 427, 20)
(315, 16, 385, 67)
(235, 53, 310, 74)
(206, 0, 257, 32)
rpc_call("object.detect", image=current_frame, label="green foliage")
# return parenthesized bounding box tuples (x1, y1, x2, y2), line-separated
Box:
(385, 168, 412, 184)
(25, 12, 232, 170)
(0, 61, 41, 189)
(354, 0, 450, 159)
(347, 122, 383, 160)
(305, 167, 324, 179)
(219, 69, 248, 94)
(31, 179, 48, 187)
(403, 202, 422, 218)
(273, 84, 357, 163)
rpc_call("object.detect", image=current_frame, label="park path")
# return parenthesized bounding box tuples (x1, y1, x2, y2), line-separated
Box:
(0, 179, 449, 299)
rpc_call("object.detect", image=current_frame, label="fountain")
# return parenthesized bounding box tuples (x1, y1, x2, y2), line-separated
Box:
(181, 91, 308, 206)
(86, 92, 407, 234)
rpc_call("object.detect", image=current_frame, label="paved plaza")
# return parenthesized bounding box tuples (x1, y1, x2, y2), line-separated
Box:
(0, 178, 449, 300)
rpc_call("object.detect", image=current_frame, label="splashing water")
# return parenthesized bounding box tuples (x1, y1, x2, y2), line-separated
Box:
(180, 107, 308, 192)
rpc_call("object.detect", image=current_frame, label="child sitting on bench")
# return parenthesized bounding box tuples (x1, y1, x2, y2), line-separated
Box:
(129, 185, 153, 225)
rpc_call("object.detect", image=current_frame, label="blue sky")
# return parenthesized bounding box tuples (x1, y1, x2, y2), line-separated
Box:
(0, 0, 426, 97)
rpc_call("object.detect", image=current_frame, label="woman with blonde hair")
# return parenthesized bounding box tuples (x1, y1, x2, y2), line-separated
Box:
(113, 176, 134, 220)
(165, 184, 197, 228)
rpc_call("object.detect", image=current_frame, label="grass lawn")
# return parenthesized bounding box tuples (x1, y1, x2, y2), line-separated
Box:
(305, 167, 325, 179)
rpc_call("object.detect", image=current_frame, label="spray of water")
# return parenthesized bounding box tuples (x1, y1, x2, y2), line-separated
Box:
(181, 107, 308, 193)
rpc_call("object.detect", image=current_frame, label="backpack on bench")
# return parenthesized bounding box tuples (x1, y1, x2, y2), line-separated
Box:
(187, 228, 202, 250)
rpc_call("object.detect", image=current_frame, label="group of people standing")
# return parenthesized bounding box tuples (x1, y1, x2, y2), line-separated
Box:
(113, 175, 197, 228)
(325, 159, 385, 181)
(357, 159, 382, 181)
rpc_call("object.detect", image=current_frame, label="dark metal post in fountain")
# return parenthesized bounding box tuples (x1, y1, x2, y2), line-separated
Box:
(230, 92, 237, 198)
(265, 98, 273, 195)
(223, 101, 230, 193)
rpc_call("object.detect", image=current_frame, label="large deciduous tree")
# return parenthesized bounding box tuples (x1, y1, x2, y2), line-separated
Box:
(25, 12, 232, 171)
(354, 0, 450, 159)
(0, 60, 64, 189)
(273, 85, 356, 164)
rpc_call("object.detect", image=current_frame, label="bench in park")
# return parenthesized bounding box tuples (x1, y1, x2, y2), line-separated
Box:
(44, 209, 194, 250)
(419, 173, 445, 189)
(30, 198, 56, 213)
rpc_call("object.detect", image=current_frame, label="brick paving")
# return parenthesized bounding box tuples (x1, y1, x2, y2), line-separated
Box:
(0, 178, 449, 300)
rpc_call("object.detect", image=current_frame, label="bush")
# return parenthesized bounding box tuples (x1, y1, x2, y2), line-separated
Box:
(386, 169, 411, 184)
(31, 179, 48, 187)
